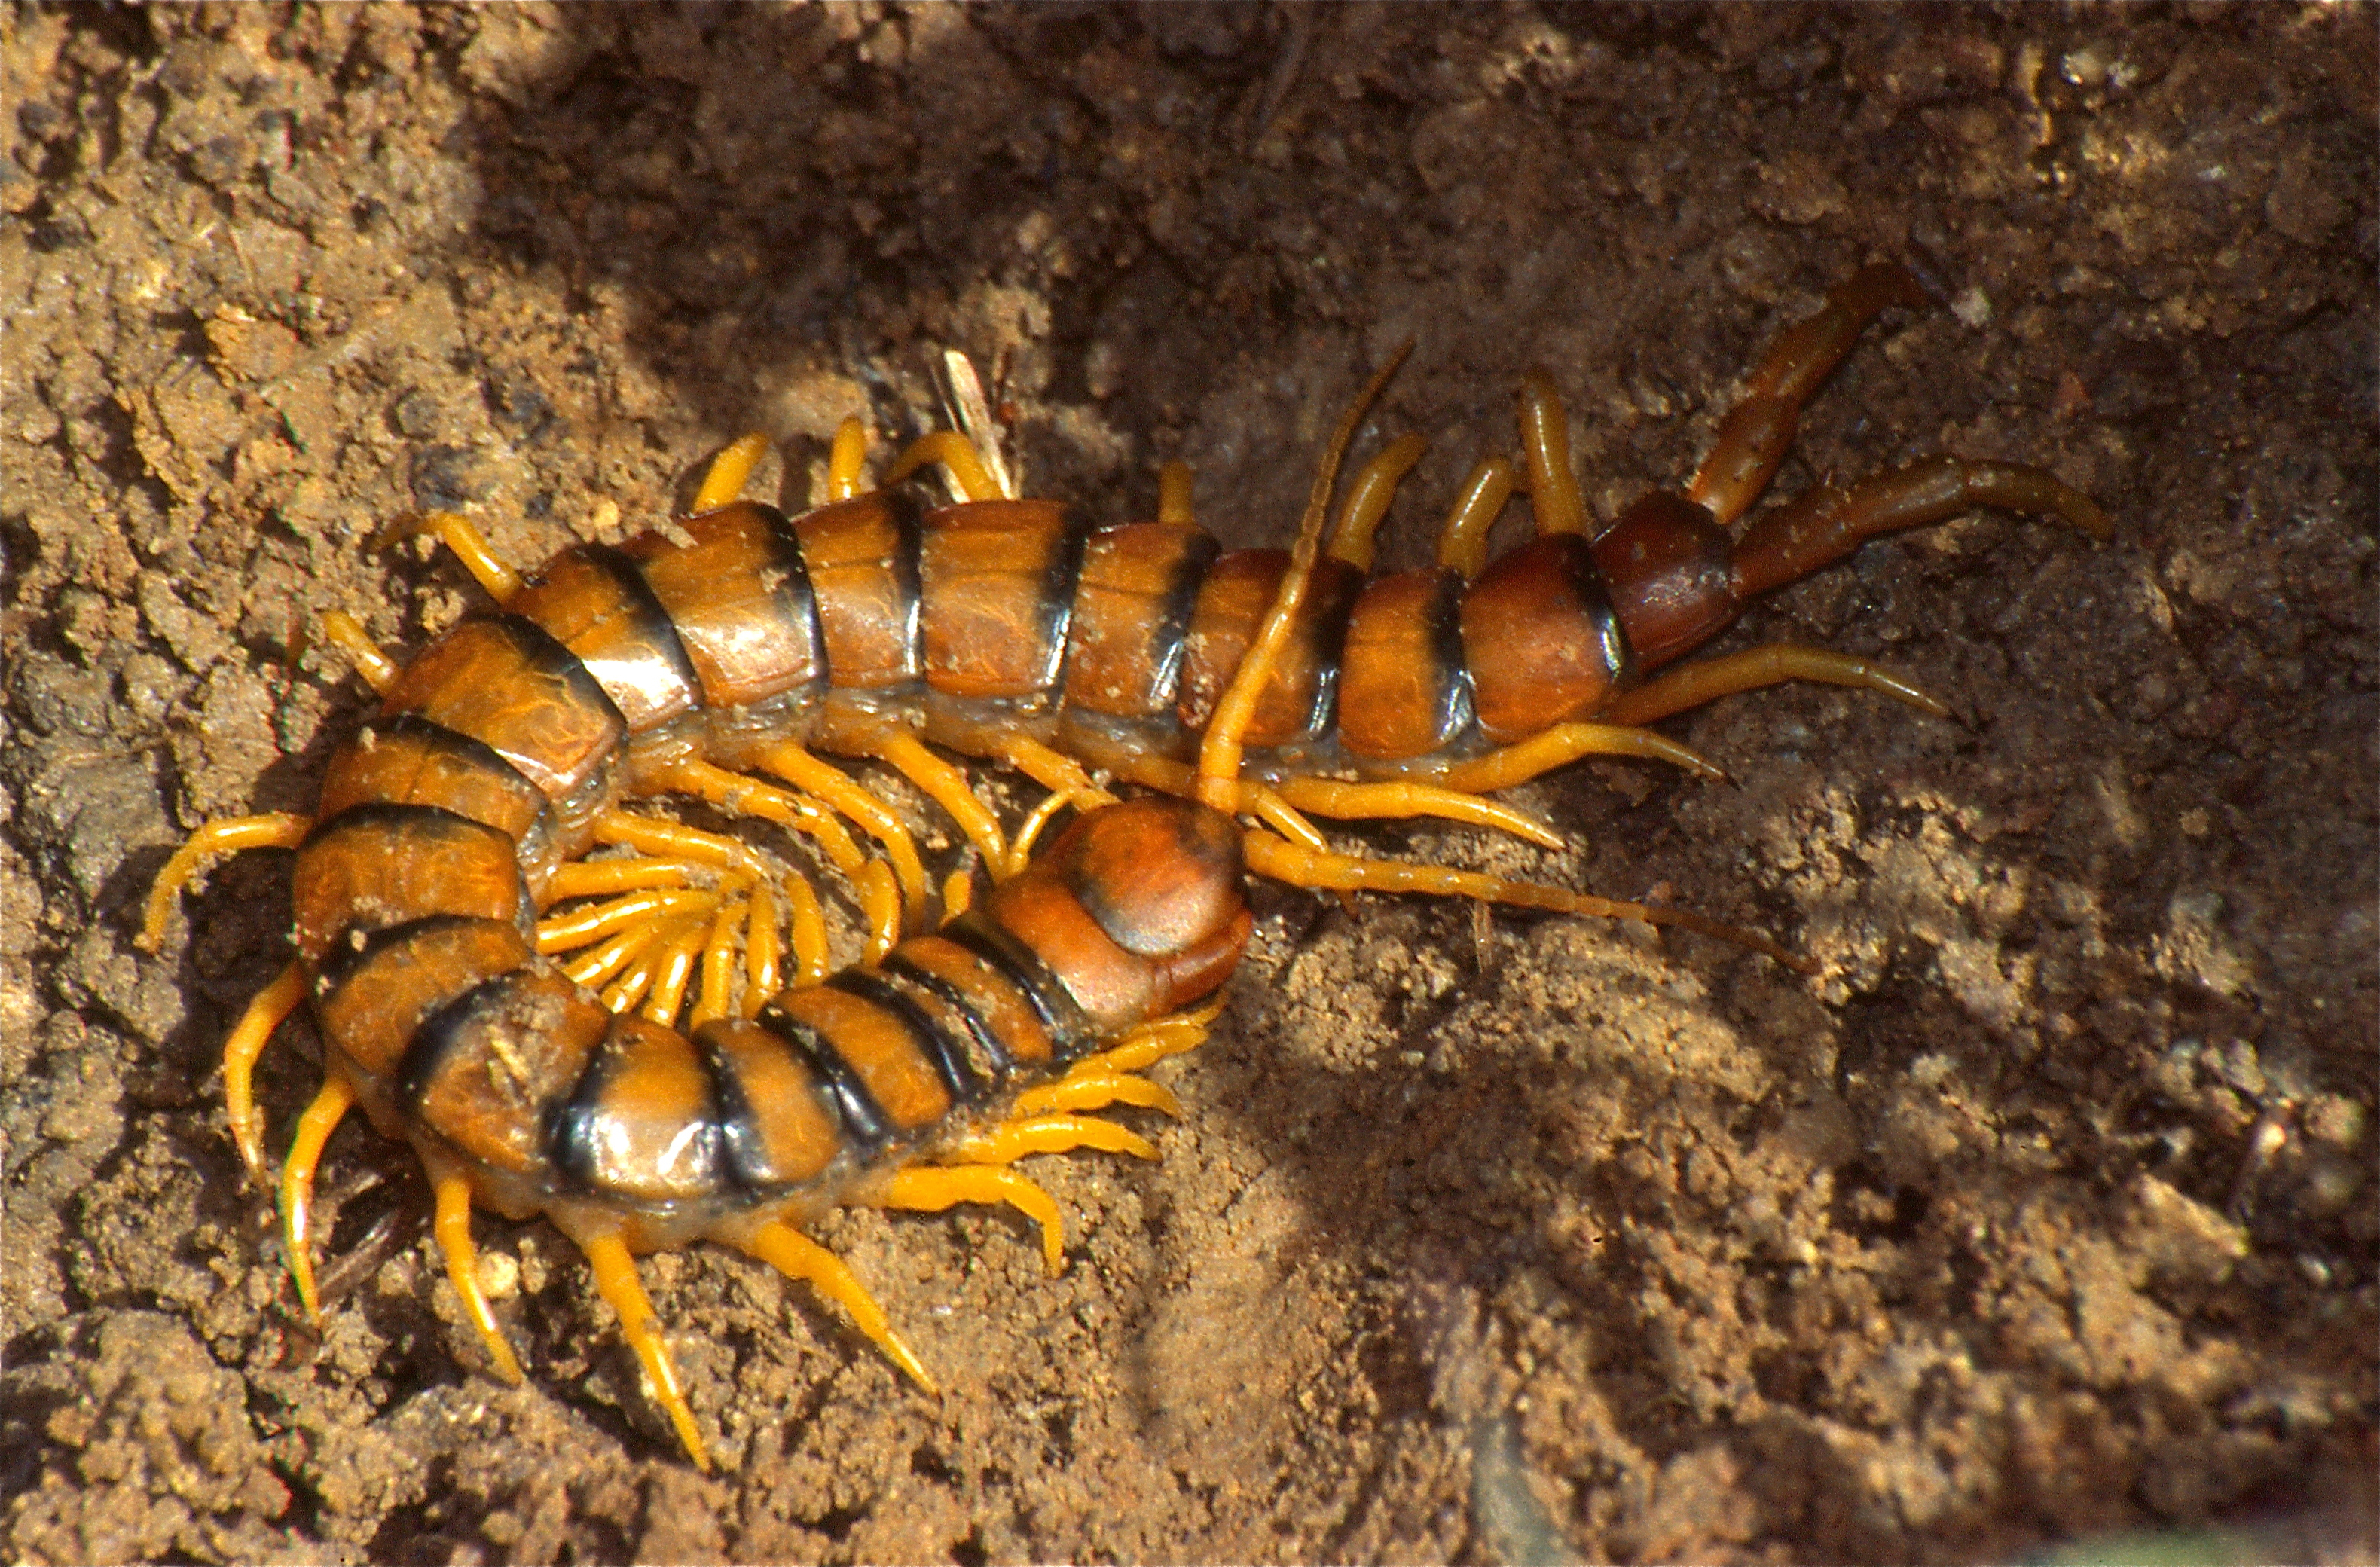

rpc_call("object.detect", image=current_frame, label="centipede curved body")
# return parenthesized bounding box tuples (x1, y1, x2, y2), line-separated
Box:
(148, 263, 2110, 1466)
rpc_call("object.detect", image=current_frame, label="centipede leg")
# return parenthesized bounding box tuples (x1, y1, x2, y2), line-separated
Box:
(825, 417, 871, 503)
(691, 432, 771, 515)
(872, 1165, 1069, 1275)
(222, 963, 308, 1181)
(1242, 829, 1812, 973)
(729, 1219, 938, 1394)
(1436, 455, 1519, 579)
(1427, 722, 1730, 795)
(576, 1230, 711, 1471)
(753, 741, 929, 920)
(372, 511, 524, 603)
(140, 813, 312, 952)
(863, 732, 1007, 869)
(656, 760, 903, 964)
(313, 612, 399, 692)
(426, 1163, 525, 1386)
(939, 1114, 1160, 1166)
(1605, 643, 1951, 727)
(1011, 1071, 1183, 1120)
(1728, 454, 2111, 601)
(281, 1068, 358, 1321)
(1687, 262, 1932, 527)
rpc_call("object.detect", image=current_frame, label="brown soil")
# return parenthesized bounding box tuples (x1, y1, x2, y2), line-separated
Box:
(3, 5, 2374, 1563)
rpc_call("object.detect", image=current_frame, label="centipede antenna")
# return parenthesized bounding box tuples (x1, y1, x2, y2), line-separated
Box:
(1197, 341, 1413, 808)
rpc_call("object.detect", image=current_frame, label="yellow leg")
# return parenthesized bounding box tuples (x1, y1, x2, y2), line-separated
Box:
(826, 417, 870, 503)
(315, 612, 400, 693)
(1324, 432, 1427, 570)
(755, 741, 928, 921)
(373, 511, 523, 603)
(1241, 831, 1812, 973)
(692, 432, 770, 515)
(1157, 460, 1196, 527)
(1602, 643, 1951, 726)
(280, 1069, 357, 1322)
(536, 887, 720, 953)
(1436, 455, 1517, 578)
(429, 1165, 525, 1386)
(1003, 790, 1074, 878)
(1011, 1071, 1183, 1120)
(640, 917, 707, 1025)
(690, 899, 747, 1028)
(1087, 1014, 1214, 1074)
(732, 1218, 938, 1394)
(939, 1114, 1159, 1167)
(1516, 371, 1590, 538)
(560, 925, 650, 989)
(941, 866, 976, 919)
(746, 882, 784, 1004)
(1428, 722, 1728, 795)
(577, 1231, 710, 1471)
(648, 762, 866, 873)
(874, 1165, 1068, 1276)
(221, 962, 307, 1181)
(866, 732, 1006, 869)
(141, 814, 311, 952)
(1269, 776, 1565, 851)
(880, 429, 1004, 503)
(542, 857, 703, 901)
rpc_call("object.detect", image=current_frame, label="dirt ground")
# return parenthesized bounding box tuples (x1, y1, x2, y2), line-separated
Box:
(2, 4, 2374, 1563)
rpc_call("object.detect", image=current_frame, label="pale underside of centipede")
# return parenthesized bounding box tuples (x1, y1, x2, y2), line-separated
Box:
(142, 264, 2108, 1467)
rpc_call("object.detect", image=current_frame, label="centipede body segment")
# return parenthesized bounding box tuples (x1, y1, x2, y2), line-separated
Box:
(143, 263, 2109, 1467)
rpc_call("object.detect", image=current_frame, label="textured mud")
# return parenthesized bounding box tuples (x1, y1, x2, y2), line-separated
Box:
(3, 5, 2375, 1564)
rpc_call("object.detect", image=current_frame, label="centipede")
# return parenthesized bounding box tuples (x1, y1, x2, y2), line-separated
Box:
(142, 262, 2110, 1468)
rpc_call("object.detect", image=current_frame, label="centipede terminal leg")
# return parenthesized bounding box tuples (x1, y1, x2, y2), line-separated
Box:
(1686, 262, 1932, 528)
(1606, 644, 1953, 727)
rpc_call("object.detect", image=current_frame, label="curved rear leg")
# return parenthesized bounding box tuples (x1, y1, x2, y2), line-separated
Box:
(1731, 454, 2110, 600)
(1687, 262, 1932, 527)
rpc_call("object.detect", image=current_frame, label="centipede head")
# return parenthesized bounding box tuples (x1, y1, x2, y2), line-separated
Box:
(988, 349, 1412, 1017)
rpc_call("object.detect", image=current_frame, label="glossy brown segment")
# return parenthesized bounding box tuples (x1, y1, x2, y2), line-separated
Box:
(313, 917, 533, 1083)
(405, 968, 610, 1180)
(623, 503, 825, 710)
(506, 545, 701, 734)
(692, 1019, 842, 1187)
(315, 715, 554, 871)
(918, 499, 1084, 700)
(291, 806, 528, 968)
(558, 1017, 723, 1202)
(1178, 551, 1363, 746)
(793, 492, 921, 689)
(1459, 534, 1631, 742)
(888, 935, 1056, 1066)
(986, 798, 1248, 1030)
(377, 617, 627, 804)
(1063, 524, 1218, 718)
(1338, 567, 1471, 762)
(1588, 490, 1739, 670)
(769, 985, 954, 1134)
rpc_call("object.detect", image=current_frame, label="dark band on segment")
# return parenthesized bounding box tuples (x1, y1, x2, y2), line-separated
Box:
(936, 909, 1096, 1058)
(829, 967, 991, 1107)
(880, 948, 1019, 1082)
(753, 997, 894, 1149)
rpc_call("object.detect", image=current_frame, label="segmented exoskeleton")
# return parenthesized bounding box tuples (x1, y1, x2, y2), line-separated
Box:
(142, 264, 2107, 1465)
